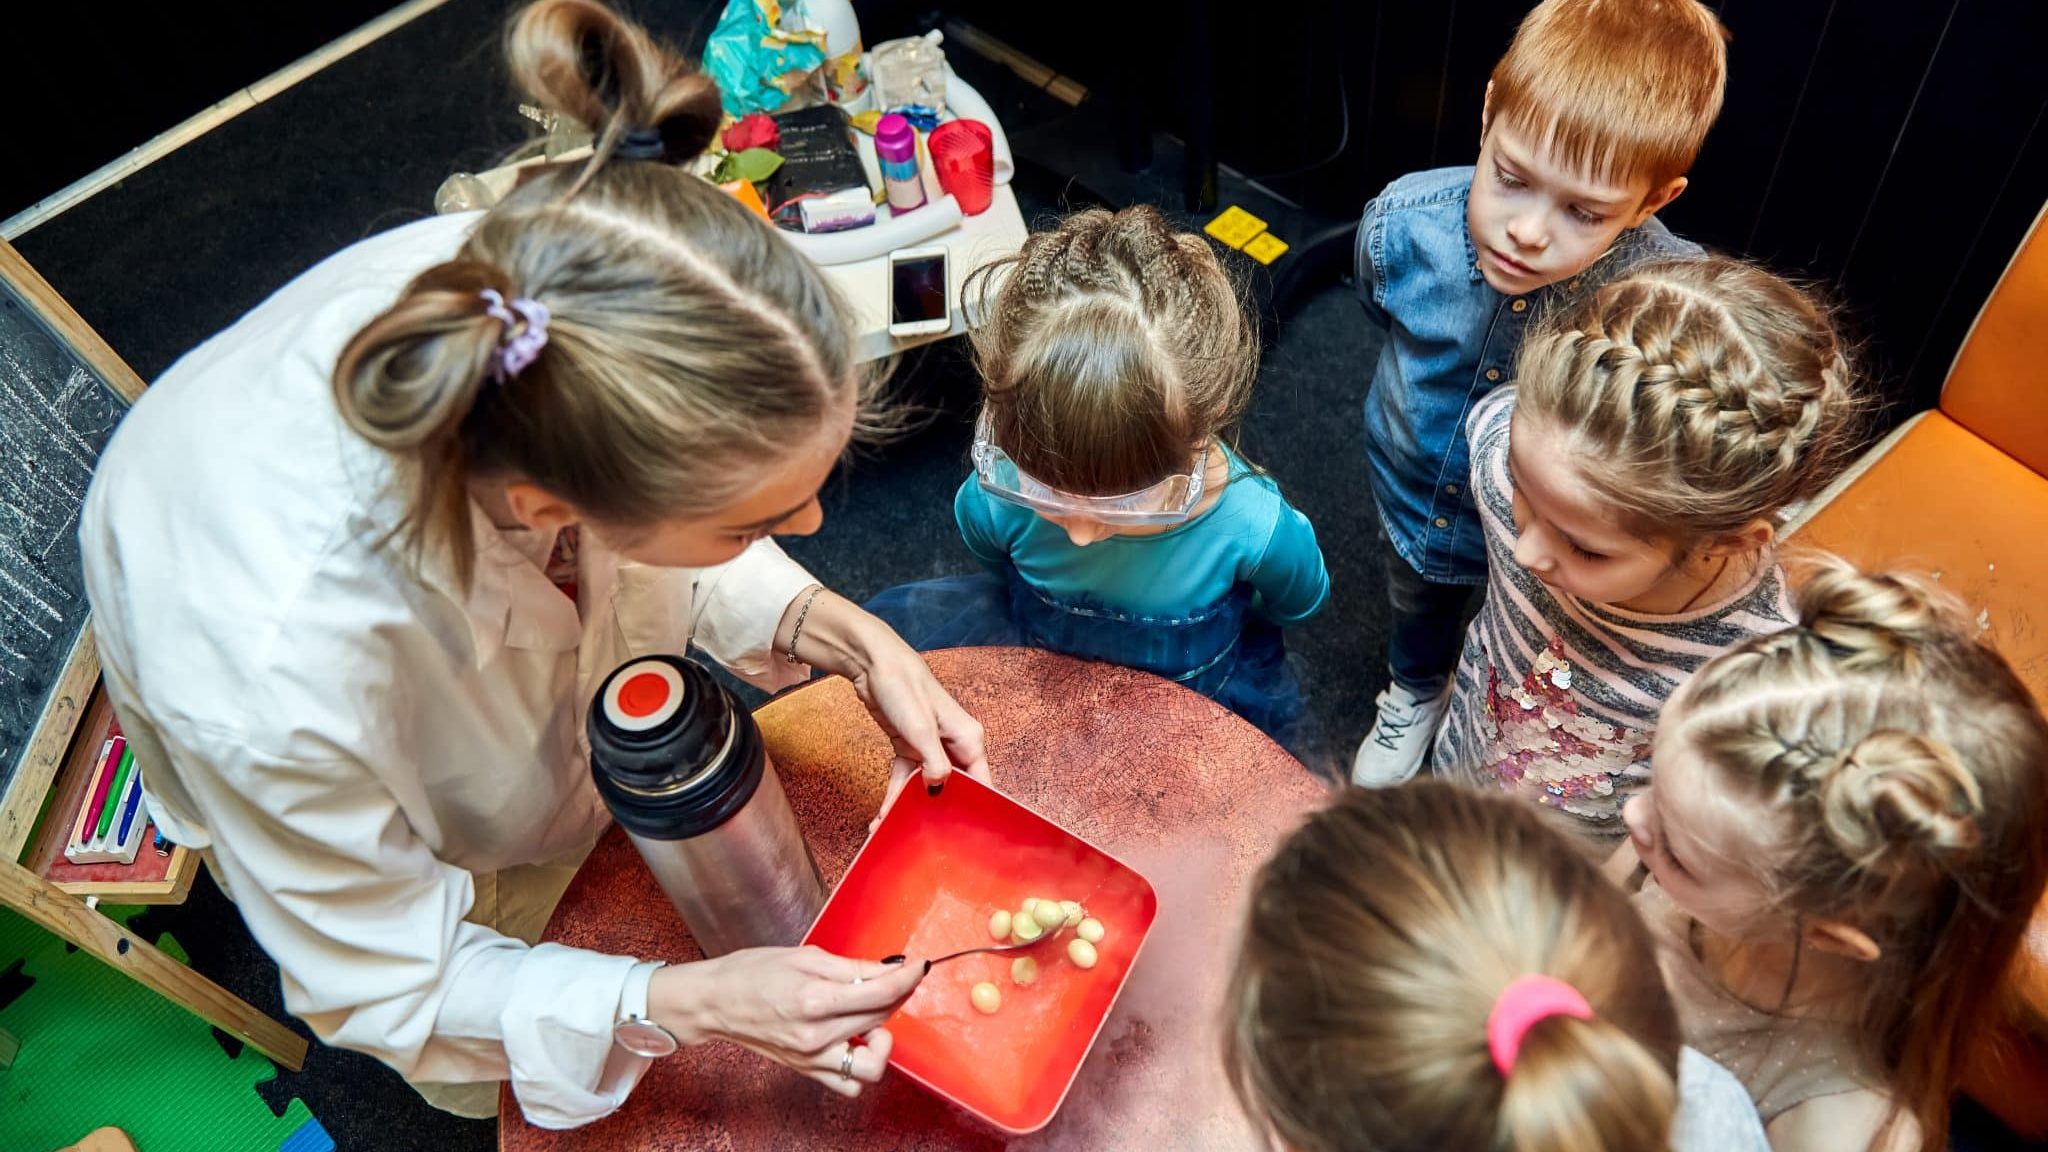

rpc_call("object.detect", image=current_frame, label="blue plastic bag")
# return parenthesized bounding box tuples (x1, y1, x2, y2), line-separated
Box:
(704, 0, 828, 116)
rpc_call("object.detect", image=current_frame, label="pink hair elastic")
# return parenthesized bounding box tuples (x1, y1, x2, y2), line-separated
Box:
(479, 288, 551, 382)
(1486, 974, 1594, 1075)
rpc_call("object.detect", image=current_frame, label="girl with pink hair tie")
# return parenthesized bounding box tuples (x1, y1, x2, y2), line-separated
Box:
(1225, 781, 1768, 1152)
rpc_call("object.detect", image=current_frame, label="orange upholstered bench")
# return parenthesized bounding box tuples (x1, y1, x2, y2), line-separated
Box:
(1789, 201, 2048, 1137)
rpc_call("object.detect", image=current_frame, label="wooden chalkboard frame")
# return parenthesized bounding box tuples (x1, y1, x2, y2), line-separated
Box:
(0, 239, 145, 859)
(0, 240, 302, 1069)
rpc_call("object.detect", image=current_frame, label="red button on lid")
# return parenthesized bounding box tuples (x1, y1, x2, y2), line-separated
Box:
(618, 672, 671, 718)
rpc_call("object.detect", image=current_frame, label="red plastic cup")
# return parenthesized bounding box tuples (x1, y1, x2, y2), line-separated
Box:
(929, 119, 995, 216)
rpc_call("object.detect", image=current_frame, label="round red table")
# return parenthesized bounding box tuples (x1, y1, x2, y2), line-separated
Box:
(499, 648, 1329, 1151)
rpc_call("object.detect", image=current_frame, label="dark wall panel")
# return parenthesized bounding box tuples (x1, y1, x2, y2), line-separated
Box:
(7, 5, 404, 218)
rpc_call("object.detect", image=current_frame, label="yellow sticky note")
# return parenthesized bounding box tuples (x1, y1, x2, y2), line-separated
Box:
(1203, 205, 1268, 250)
(1243, 232, 1291, 265)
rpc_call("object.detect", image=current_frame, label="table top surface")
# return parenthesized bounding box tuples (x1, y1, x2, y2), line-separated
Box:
(466, 111, 1028, 366)
(499, 647, 1330, 1151)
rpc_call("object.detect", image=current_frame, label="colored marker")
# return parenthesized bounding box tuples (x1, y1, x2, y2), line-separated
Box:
(115, 771, 145, 846)
(70, 737, 116, 846)
(77, 736, 125, 844)
(95, 747, 136, 840)
(154, 828, 171, 857)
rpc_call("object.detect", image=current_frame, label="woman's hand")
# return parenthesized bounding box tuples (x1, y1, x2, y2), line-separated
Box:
(650, 947, 925, 1097)
(850, 638, 993, 819)
(779, 589, 992, 816)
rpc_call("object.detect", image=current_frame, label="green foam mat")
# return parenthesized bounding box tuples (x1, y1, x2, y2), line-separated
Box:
(0, 904, 320, 1152)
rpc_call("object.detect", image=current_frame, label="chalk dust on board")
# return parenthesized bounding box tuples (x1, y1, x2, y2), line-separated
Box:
(1008, 835, 1261, 1152)
(1, 308, 124, 779)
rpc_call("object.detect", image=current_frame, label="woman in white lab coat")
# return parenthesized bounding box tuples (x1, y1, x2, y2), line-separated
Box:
(78, 0, 988, 1128)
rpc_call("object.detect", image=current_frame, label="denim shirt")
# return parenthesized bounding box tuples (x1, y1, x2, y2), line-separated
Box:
(1357, 165, 1701, 584)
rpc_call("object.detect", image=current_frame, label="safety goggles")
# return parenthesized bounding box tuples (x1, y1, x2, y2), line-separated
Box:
(971, 418, 1207, 525)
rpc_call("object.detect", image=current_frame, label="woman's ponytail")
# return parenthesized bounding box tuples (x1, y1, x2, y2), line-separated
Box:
(334, 260, 526, 584)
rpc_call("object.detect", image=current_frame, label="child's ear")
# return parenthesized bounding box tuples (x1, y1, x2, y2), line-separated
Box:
(1804, 918, 1883, 963)
(504, 480, 582, 534)
(1700, 517, 1776, 559)
(1629, 177, 1689, 227)
(1480, 81, 1495, 140)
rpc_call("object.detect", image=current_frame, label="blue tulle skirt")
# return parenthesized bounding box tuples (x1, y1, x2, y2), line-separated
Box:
(866, 569, 1309, 752)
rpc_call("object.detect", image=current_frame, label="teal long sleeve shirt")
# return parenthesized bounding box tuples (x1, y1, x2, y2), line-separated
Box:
(953, 446, 1332, 626)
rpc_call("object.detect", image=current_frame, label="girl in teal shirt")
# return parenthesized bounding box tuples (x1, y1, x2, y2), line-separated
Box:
(868, 206, 1330, 747)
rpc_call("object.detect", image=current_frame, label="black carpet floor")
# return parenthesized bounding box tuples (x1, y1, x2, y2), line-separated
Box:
(11, 1, 2027, 1148)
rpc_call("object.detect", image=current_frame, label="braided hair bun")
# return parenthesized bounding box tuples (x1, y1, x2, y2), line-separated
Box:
(1671, 555, 2048, 1147)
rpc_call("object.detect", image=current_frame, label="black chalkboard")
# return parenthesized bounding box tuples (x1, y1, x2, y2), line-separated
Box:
(0, 240, 141, 854)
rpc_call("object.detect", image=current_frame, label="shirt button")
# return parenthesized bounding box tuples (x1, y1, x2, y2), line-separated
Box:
(1434, 517, 1450, 529)
(1445, 484, 1460, 495)
(1485, 368, 1501, 382)
(1511, 298, 1529, 313)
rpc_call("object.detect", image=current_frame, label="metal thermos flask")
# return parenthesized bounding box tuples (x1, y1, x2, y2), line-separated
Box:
(588, 655, 825, 956)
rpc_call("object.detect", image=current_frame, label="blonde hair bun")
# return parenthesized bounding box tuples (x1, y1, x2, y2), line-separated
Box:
(508, 0, 723, 165)
(1792, 560, 1968, 674)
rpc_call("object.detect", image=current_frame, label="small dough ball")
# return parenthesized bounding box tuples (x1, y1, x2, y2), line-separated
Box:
(1067, 938, 1099, 969)
(971, 982, 1002, 1014)
(1011, 957, 1039, 985)
(1059, 900, 1084, 927)
(1019, 897, 1041, 918)
(1012, 915, 1044, 943)
(1077, 917, 1106, 944)
(1031, 900, 1064, 929)
(988, 909, 1013, 942)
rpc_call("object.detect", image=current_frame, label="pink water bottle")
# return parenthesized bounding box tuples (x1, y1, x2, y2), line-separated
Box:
(874, 113, 926, 214)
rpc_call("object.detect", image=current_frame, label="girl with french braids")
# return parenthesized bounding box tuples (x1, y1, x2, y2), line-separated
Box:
(1423, 257, 1864, 844)
(1617, 560, 2048, 1151)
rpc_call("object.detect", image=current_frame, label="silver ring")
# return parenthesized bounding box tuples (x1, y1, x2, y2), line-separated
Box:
(840, 1044, 857, 1080)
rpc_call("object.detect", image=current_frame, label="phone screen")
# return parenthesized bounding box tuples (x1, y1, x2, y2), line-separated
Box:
(891, 255, 948, 324)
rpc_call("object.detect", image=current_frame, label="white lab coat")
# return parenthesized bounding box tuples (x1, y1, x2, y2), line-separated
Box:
(78, 212, 819, 1127)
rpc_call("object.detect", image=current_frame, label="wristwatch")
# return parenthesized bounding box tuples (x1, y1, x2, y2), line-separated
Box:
(612, 961, 678, 1058)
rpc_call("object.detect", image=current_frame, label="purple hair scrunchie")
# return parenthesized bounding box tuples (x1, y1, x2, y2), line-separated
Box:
(479, 288, 551, 383)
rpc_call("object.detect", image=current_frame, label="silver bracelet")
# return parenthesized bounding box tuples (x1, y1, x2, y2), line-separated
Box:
(785, 584, 826, 664)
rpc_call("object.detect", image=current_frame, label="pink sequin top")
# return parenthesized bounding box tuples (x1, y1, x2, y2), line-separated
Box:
(1432, 389, 1796, 835)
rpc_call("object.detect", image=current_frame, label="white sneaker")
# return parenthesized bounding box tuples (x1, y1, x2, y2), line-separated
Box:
(1350, 681, 1451, 787)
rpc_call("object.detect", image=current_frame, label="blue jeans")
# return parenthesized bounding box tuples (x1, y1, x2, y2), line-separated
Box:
(1384, 546, 1475, 698)
(866, 570, 1310, 753)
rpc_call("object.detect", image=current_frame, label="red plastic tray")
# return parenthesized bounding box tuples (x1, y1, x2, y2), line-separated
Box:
(802, 770, 1158, 1134)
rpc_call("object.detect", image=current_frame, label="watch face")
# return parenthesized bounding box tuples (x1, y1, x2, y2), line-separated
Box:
(615, 1017, 679, 1058)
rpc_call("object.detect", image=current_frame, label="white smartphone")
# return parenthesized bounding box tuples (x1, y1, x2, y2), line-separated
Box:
(888, 246, 953, 337)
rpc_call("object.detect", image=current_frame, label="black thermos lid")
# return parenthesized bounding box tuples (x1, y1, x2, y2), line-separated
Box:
(587, 655, 766, 841)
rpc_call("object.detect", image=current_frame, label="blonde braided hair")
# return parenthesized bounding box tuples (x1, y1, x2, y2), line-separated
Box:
(1671, 558, 2048, 1147)
(1514, 257, 1863, 545)
(965, 206, 1258, 496)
